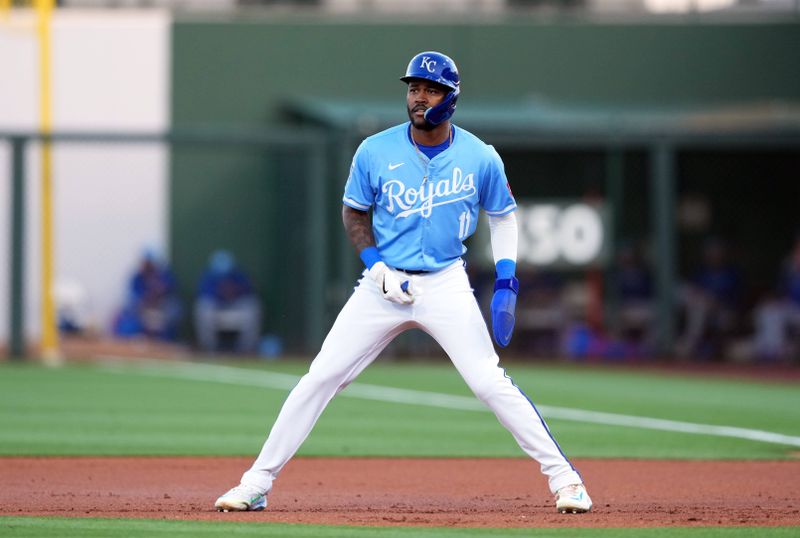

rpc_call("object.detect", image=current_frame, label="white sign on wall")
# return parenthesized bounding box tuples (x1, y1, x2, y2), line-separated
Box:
(472, 201, 611, 269)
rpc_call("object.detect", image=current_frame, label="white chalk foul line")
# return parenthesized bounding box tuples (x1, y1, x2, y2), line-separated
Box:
(97, 359, 800, 448)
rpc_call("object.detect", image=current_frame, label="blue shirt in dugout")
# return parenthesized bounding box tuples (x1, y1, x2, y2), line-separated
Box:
(343, 123, 516, 271)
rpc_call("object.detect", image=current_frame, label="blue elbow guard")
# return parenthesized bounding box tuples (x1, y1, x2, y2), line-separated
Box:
(491, 275, 519, 348)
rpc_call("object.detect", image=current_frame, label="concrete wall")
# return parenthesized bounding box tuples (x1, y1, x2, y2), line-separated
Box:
(0, 10, 170, 342)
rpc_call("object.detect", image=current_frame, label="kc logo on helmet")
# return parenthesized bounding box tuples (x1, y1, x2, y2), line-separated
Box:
(420, 56, 437, 73)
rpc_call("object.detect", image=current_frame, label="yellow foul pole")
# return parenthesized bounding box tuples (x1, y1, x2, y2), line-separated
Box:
(37, 0, 60, 363)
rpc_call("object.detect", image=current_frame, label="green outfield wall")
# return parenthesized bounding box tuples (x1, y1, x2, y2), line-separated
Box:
(170, 18, 800, 351)
(172, 18, 800, 122)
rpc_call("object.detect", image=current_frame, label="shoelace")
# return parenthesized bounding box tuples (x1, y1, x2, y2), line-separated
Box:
(227, 484, 262, 498)
(558, 484, 584, 498)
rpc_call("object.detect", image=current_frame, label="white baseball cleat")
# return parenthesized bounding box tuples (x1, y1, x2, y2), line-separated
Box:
(215, 483, 267, 512)
(555, 483, 592, 514)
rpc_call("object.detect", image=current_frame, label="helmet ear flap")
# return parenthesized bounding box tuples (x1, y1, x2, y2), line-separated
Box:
(423, 86, 459, 126)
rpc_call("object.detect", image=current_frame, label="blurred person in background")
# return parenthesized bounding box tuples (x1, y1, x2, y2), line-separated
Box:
(515, 268, 567, 357)
(752, 234, 800, 361)
(57, 278, 92, 335)
(677, 237, 744, 359)
(113, 249, 182, 342)
(194, 249, 261, 354)
(613, 240, 655, 353)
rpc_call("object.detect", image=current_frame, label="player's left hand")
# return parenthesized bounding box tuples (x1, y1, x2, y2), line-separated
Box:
(491, 277, 519, 347)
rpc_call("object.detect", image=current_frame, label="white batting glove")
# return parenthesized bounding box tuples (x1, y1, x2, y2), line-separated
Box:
(367, 261, 414, 304)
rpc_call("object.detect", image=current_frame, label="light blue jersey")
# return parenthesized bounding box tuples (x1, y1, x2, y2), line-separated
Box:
(343, 123, 516, 271)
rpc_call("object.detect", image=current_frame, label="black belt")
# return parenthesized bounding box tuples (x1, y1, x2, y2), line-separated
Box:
(394, 267, 431, 275)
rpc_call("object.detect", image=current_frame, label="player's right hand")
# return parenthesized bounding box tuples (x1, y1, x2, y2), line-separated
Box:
(367, 261, 414, 304)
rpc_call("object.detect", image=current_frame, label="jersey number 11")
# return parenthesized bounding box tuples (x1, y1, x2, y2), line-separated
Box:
(458, 211, 471, 240)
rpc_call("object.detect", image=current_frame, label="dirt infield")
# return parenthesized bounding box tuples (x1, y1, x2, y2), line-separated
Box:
(3, 457, 800, 528)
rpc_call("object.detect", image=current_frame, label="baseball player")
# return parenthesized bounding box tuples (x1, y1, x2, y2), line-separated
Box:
(215, 51, 592, 515)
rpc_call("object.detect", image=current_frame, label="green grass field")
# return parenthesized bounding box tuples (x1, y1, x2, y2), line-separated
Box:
(2, 359, 798, 459)
(1, 518, 798, 538)
(1, 358, 799, 537)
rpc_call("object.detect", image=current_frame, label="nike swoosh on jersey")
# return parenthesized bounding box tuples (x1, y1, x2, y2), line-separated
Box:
(388, 162, 405, 170)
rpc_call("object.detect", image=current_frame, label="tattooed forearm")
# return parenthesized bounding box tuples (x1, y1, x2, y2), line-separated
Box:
(342, 205, 375, 254)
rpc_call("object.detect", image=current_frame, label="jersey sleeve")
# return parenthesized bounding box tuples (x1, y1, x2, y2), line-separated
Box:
(342, 142, 374, 211)
(480, 145, 517, 216)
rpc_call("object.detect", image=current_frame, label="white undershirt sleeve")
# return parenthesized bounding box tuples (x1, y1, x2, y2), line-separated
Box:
(487, 212, 518, 264)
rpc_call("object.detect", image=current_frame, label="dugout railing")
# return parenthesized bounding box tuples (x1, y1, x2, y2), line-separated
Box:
(1, 127, 327, 360)
(4, 120, 800, 360)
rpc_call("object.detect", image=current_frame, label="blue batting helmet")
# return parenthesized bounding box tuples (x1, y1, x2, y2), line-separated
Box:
(401, 51, 460, 126)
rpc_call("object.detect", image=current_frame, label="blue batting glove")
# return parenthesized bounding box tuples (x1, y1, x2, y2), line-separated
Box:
(491, 259, 519, 348)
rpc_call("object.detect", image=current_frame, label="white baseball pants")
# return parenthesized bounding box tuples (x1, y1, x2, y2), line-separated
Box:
(241, 260, 582, 494)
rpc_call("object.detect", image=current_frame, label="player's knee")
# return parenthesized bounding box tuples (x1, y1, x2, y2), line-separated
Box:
(303, 365, 348, 391)
(467, 375, 496, 403)
(465, 366, 507, 402)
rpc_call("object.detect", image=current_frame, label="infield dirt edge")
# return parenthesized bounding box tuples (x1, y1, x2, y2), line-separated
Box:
(2, 456, 799, 528)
